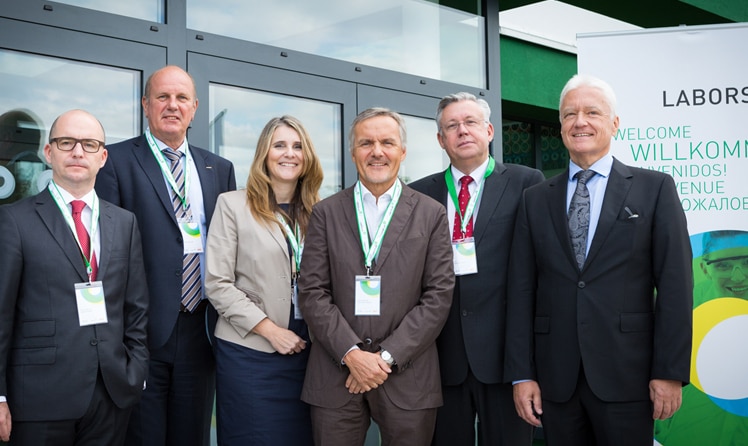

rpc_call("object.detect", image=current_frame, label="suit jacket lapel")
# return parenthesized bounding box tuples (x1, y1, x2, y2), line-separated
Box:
(95, 200, 116, 280)
(35, 191, 89, 282)
(340, 186, 360, 245)
(267, 220, 291, 263)
(426, 172, 449, 206)
(472, 163, 508, 245)
(547, 171, 578, 270)
(373, 183, 415, 273)
(132, 135, 176, 223)
(191, 145, 219, 223)
(585, 159, 632, 268)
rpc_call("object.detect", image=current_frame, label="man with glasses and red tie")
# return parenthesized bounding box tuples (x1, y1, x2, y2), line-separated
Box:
(0, 109, 149, 445)
(410, 93, 544, 446)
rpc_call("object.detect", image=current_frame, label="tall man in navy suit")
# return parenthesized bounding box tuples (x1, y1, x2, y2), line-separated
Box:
(0, 109, 149, 445)
(410, 93, 544, 446)
(96, 65, 236, 446)
(505, 74, 693, 445)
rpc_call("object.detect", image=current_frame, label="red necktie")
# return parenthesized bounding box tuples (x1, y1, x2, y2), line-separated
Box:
(453, 176, 474, 240)
(71, 200, 98, 280)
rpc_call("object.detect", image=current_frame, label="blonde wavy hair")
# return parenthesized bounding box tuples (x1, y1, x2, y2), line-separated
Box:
(245, 115, 323, 237)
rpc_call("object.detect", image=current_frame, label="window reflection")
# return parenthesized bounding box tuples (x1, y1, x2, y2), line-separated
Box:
(399, 115, 448, 183)
(52, 0, 164, 23)
(0, 49, 140, 204)
(209, 84, 342, 198)
(188, 0, 486, 87)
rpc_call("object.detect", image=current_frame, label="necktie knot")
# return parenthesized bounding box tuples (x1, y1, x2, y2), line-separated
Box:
(575, 169, 595, 185)
(71, 199, 86, 214)
(459, 175, 473, 188)
(162, 148, 182, 165)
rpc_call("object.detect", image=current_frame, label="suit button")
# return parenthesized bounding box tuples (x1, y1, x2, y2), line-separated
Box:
(578, 281, 586, 288)
(90, 339, 98, 346)
(462, 310, 468, 317)
(363, 338, 373, 345)
(177, 237, 183, 243)
(175, 270, 182, 276)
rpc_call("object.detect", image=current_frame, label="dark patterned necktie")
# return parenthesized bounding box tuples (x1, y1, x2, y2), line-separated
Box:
(452, 175, 474, 240)
(568, 170, 596, 269)
(71, 200, 97, 280)
(162, 148, 202, 312)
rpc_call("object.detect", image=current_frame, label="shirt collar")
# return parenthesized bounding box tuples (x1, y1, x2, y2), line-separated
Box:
(57, 186, 97, 209)
(146, 128, 188, 154)
(450, 156, 490, 186)
(360, 180, 398, 203)
(569, 154, 613, 181)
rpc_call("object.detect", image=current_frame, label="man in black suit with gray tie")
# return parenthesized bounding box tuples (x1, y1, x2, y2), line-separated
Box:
(505, 74, 693, 446)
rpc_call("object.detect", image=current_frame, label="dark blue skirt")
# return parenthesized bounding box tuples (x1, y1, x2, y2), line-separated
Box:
(215, 335, 312, 446)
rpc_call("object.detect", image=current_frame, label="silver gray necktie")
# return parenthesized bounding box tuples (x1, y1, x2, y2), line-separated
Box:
(568, 170, 596, 269)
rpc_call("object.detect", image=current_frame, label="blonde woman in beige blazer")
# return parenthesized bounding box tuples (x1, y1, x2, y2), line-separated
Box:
(205, 116, 323, 446)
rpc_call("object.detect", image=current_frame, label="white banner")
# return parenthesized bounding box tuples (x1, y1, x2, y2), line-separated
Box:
(578, 23, 748, 445)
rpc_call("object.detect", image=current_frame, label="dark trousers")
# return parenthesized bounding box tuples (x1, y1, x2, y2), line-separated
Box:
(126, 305, 216, 446)
(11, 372, 131, 446)
(432, 369, 533, 446)
(541, 368, 653, 446)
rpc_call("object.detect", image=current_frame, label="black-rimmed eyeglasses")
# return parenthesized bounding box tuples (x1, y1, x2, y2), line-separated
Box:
(50, 137, 105, 153)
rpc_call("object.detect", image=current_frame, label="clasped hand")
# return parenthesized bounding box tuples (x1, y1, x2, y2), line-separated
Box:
(343, 349, 391, 394)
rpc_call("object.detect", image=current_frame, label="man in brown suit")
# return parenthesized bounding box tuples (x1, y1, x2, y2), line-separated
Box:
(298, 107, 455, 446)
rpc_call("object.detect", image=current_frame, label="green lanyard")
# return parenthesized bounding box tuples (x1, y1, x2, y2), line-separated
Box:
(275, 212, 303, 277)
(444, 157, 495, 235)
(48, 181, 100, 279)
(145, 129, 191, 211)
(353, 180, 402, 275)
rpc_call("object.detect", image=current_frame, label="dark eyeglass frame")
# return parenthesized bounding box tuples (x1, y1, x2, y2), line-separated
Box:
(50, 137, 105, 153)
(704, 255, 748, 266)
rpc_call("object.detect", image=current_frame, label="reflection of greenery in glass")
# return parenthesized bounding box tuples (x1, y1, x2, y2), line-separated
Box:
(209, 84, 341, 198)
(187, 0, 486, 87)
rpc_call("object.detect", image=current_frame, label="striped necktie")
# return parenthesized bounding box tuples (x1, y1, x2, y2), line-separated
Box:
(162, 148, 202, 312)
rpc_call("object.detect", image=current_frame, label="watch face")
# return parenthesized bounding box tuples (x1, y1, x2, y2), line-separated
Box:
(381, 350, 393, 363)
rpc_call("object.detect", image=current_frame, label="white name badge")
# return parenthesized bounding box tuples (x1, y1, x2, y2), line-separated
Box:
(179, 219, 204, 254)
(75, 281, 108, 326)
(452, 238, 478, 276)
(355, 275, 381, 316)
(292, 283, 303, 320)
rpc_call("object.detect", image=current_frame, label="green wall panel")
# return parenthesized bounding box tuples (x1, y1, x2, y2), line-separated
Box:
(682, 0, 748, 22)
(500, 36, 576, 114)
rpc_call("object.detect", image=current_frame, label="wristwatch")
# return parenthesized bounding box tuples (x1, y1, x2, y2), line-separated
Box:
(380, 349, 395, 366)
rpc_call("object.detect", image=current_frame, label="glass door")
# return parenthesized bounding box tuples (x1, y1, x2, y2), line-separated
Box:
(357, 85, 448, 184)
(188, 53, 357, 197)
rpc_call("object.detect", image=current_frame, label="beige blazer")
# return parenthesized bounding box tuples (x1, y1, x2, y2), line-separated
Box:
(205, 189, 295, 353)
